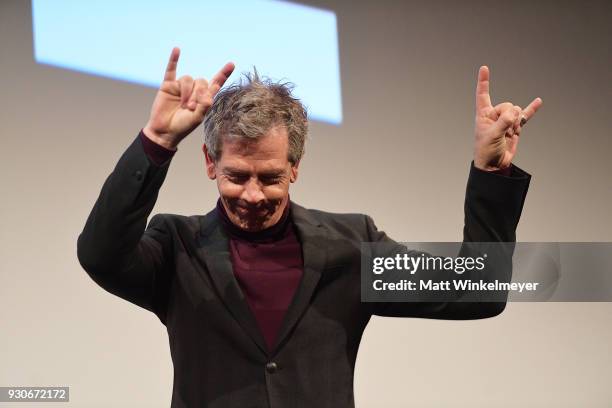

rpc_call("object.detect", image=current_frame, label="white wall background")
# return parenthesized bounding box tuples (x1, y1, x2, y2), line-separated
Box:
(1, 0, 611, 406)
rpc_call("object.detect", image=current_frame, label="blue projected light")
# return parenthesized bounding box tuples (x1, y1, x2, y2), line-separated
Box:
(32, 0, 342, 124)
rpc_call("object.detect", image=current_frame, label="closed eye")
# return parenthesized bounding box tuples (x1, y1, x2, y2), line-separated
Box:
(227, 174, 249, 184)
(260, 176, 282, 185)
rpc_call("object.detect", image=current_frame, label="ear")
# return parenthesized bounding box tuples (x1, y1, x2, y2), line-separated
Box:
(290, 160, 300, 183)
(202, 144, 217, 180)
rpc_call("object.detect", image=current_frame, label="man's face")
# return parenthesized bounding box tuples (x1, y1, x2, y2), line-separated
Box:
(204, 125, 299, 232)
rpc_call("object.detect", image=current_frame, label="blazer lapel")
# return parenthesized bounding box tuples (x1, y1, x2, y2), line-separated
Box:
(272, 202, 329, 354)
(197, 210, 269, 355)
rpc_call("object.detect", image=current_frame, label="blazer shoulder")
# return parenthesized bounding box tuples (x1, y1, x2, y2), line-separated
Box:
(294, 205, 371, 241)
(147, 212, 204, 235)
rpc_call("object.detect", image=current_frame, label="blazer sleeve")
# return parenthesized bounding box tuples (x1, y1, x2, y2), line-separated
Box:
(367, 161, 531, 320)
(76, 131, 174, 324)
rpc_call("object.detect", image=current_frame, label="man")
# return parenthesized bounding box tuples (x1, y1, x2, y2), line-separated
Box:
(77, 47, 540, 407)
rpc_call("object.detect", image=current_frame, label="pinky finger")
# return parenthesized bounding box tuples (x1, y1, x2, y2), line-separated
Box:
(522, 97, 543, 123)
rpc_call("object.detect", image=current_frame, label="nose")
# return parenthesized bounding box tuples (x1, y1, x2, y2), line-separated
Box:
(241, 178, 265, 205)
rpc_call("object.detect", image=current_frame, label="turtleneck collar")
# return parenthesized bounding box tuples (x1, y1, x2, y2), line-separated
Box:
(216, 197, 292, 243)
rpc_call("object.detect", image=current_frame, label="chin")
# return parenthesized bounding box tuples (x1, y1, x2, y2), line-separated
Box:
(232, 215, 269, 232)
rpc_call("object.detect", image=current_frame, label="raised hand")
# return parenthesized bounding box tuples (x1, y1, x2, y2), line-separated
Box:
(473, 66, 542, 171)
(143, 47, 235, 150)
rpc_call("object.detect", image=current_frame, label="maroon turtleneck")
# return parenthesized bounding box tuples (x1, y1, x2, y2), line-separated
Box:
(139, 130, 304, 351)
(216, 199, 304, 351)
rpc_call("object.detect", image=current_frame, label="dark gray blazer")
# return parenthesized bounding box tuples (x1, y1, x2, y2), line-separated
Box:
(77, 134, 531, 407)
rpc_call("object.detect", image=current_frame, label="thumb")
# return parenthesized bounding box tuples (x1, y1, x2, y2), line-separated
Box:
(492, 106, 520, 136)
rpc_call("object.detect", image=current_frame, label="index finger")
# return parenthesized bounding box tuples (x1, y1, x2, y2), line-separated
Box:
(476, 65, 493, 111)
(209, 62, 235, 94)
(163, 47, 180, 82)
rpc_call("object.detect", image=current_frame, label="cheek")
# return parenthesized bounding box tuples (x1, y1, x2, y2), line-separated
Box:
(262, 183, 290, 201)
(216, 179, 291, 202)
(217, 180, 243, 198)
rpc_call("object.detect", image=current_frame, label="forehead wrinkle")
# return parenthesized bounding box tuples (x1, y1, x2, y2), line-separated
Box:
(222, 163, 288, 176)
(225, 141, 286, 160)
(219, 147, 290, 173)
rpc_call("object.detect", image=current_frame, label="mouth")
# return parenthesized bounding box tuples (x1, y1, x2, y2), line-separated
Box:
(235, 205, 270, 218)
(223, 198, 283, 227)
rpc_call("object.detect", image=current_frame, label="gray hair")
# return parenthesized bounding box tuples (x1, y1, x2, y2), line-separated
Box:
(203, 70, 308, 165)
